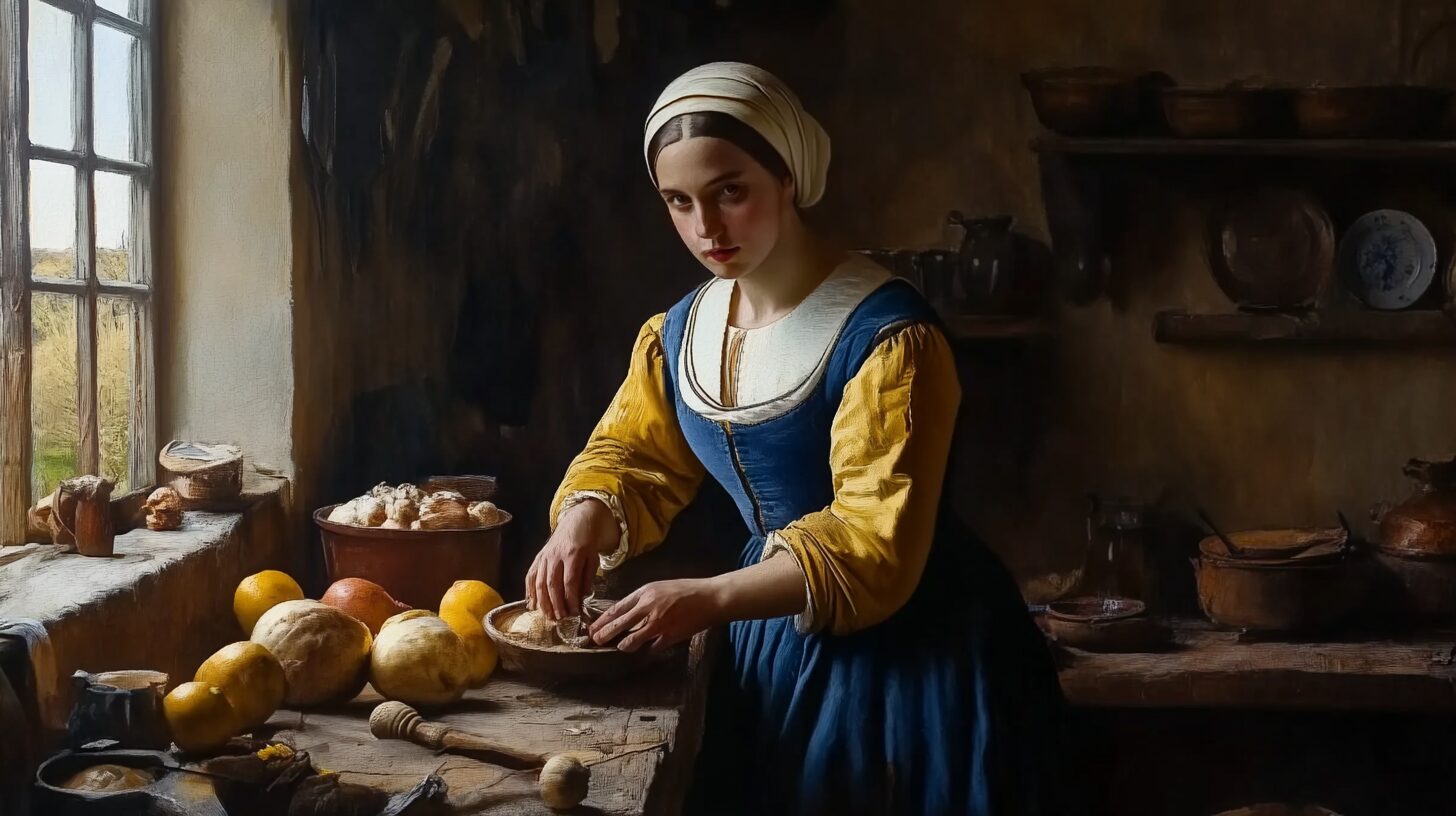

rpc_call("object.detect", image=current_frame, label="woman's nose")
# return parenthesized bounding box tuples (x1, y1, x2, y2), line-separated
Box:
(694, 205, 723, 240)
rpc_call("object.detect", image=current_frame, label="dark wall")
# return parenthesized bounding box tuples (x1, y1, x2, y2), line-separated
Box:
(289, 0, 1456, 600)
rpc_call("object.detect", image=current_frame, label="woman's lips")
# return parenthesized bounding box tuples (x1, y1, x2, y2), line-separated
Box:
(705, 247, 740, 263)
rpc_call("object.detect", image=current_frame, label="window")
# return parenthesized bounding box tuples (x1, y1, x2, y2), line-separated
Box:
(1, 0, 155, 544)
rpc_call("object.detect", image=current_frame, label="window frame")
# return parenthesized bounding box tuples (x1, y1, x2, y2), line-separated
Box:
(0, 0, 157, 544)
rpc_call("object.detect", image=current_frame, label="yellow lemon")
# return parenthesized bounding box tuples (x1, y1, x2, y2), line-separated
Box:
(195, 641, 286, 730)
(164, 681, 239, 753)
(233, 570, 304, 636)
(441, 609, 498, 687)
(439, 580, 504, 623)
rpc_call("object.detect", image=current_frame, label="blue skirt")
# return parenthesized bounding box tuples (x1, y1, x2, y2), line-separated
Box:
(688, 524, 1067, 815)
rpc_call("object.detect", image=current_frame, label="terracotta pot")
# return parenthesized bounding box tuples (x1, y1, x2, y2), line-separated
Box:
(314, 505, 509, 610)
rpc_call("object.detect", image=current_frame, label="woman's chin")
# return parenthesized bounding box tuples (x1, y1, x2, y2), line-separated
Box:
(702, 259, 753, 280)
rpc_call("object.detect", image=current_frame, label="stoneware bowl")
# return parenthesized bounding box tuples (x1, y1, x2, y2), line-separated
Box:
(484, 601, 673, 682)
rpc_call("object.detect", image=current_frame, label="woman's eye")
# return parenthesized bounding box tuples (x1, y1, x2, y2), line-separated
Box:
(720, 184, 743, 200)
(666, 194, 691, 208)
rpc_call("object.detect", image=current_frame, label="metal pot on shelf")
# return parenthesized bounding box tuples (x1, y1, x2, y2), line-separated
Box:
(1372, 457, 1456, 624)
(1193, 525, 1364, 633)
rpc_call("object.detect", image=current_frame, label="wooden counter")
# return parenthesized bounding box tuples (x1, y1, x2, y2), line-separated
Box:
(265, 631, 714, 815)
(1054, 617, 1456, 712)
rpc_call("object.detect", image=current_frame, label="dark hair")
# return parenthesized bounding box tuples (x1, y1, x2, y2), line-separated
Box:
(647, 111, 791, 183)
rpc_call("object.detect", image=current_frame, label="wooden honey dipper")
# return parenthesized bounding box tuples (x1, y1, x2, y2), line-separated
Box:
(369, 701, 549, 770)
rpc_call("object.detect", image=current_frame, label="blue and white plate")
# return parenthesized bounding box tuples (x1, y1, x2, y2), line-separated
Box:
(1337, 209, 1438, 310)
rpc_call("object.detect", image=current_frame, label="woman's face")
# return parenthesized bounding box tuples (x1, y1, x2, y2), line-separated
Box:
(653, 136, 793, 280)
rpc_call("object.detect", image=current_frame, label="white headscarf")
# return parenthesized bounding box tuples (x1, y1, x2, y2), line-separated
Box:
(643, 62, 831, 208)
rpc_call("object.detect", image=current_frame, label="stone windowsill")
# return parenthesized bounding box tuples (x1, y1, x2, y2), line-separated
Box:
(0, 472, 292, 737)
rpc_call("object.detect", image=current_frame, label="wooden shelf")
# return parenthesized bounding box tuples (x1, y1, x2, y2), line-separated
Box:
(1031, 135, 1456, 303)
(1154, 310, 1456, 346)
(942, 314, 1053, 340)
(1034, 135, 1456, 161)
(1054, 617, 1456, 712)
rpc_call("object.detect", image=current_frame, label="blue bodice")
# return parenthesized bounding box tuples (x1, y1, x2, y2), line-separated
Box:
(659, 278, 936, 537)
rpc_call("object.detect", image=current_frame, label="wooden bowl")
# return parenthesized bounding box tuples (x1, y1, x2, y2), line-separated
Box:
(1021, 67, 1142, 136)
(484, 601, 667, 682)
(314, 504, 510, 609)
(1161, 87, 1287, 138)
(1044, 613, 1171, 653)
(1291, 85, 1443, 137)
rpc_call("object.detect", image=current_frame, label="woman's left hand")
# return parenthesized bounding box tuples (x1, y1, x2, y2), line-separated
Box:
(589, 579, 725, 653)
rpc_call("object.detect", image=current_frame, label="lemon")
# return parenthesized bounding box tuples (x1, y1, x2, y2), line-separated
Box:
(164, 681, 239, 753)
(441, 609, 498, 687)
(195, 641, 286, 730)
(234, 570, 304, 636)
(439, 580, 505, 623)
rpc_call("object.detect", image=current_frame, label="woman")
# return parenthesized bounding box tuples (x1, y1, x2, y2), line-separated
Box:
(526, 62, 1065, 815)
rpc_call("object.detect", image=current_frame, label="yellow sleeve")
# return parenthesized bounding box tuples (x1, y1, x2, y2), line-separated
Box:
(548, 313, 706, 570)
(765, 323, 960, 635)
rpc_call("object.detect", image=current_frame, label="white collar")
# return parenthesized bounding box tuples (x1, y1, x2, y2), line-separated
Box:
(679, 256, 890, 423)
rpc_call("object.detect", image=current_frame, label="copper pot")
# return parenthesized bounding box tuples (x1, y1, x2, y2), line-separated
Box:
(1194, 528, 1363, 632)
(1376, 458, 1456, 558)
(1372, 548, 1456, 625)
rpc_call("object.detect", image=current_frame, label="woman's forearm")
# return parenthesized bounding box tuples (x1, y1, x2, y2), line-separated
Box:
(706, 550, 807, 623)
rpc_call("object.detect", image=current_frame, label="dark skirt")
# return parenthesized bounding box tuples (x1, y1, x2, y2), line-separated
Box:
(687, 520, 1069, 815)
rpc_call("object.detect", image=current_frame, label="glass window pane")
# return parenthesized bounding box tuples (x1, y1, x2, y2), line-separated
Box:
(95, 172, 133, 282)
(96, 0, 142, 23)
(93, 23, 139, 161)
(32, 293, 79, 500)
(98, 297, 135, 492)
(29, 160, 77, 279)
(28, 0, 75, 150)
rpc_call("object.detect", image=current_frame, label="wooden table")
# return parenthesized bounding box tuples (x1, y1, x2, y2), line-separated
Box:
(1053, 617, 1456, 711)
(265, 632, 715, 815)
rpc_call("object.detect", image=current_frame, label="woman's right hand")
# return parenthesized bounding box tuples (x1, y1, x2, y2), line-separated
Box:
(526, 498, 620, 620)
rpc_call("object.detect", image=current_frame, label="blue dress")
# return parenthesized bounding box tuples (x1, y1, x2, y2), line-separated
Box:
(658, 279, 1067, 815)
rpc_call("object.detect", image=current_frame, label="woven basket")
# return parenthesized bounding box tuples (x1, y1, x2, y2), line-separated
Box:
(159, 440, 242, 501)
(421, 474, 498, 502)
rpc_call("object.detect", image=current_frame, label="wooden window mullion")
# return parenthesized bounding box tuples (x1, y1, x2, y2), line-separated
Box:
(74, 0, 99, 477)
(30, 144, 148, 177)
(0, 0, 32, 545)
(130, 0, 155, 490)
